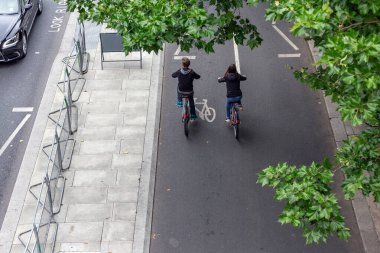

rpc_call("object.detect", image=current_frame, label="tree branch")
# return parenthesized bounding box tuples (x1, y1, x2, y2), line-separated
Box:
(340, 20, 380, 31)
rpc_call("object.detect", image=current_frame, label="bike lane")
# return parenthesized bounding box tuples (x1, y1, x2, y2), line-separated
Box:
(150, 4, 364, 253)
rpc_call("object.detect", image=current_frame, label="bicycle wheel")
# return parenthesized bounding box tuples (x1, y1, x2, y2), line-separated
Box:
(184, 120, 189, 136)
(183, 98, 190, 137)
(233, 123, 239, 139)
(232, 106, 239, 139)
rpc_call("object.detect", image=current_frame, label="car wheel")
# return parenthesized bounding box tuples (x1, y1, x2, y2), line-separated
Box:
(20, 33, 27, 58)
(37, 0, 43, 15)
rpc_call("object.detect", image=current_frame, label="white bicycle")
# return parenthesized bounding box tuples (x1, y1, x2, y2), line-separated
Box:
(194, 98, 216, 122)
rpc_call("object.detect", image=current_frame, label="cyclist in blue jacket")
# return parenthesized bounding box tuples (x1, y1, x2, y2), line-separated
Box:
(172, 57, 201, 120)
(218, 64, 247, 122)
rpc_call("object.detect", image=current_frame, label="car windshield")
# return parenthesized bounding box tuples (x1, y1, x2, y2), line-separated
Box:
(0, 0, 19, 14)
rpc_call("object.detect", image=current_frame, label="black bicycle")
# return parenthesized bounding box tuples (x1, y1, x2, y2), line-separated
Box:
(181, 95, 191, 137)
(229, 102, 241, 139)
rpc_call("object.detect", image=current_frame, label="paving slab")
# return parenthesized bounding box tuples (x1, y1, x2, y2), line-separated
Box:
(90, 90, 127, 102)
(94, 69, 130, 80)
(70, 154, 113, 170)
(81, 101, 120, 114)
(63, 187, 107, 204)
(324, 95, 341, 118)
(85, 79, 123, 90)
(77, 127, 116, 140)
(79, 140, 120, 155)
(102, 221, 135, 241)
(113, 203, 137, 221)
(56, 222, 103, 243)
(122, 79, 151, 90)
(116, 171, 140, 188)
(129, 69, 151, 80)
(85, 114, 124, 127)
(60, 242, 101, 252)
(73, 170, 117, 187)
(126, 90, 150, 101)
(123, 113, 147, 126)
(101, 241, 133, 253)
(107, 187, 138, 203)
(112, 154, 142, 170)
(119, 101, 149, 114)
(66, 204, 112, 222)
(115, 126, 145, 140)
(330, 117, 348, 142)
(120, 139, 144, 154)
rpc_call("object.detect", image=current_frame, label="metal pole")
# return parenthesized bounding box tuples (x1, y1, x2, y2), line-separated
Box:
(33, 224, 42, 253)
(44, 174, 54, 215)
(76, 41, 83, 75)
(55, 130, 63, 171)
(66, 92, 73, 135)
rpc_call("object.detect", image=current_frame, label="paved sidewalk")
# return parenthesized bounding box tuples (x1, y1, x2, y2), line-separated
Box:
(0, 12, 162, 253)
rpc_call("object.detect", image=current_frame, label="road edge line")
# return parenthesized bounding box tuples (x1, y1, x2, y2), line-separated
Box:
(233, 38, 241, 73)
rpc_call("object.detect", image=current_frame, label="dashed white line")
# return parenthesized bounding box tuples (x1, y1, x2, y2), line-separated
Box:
(233, 38, 241, 73)
(0, 114, 31, 157)
(272, 25, 299, 51)
(173, 56, 196, 60)
(12, 107, 34, 112)
(278, 53, 301, 58)
(173, 45, 196, 60)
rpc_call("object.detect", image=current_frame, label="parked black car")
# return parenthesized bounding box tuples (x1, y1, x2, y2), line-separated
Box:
(0, 0, 42, 62)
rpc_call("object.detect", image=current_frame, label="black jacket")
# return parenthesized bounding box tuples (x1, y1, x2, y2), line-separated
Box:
(172, 68, 201, 92)
(218, 73, 247, 97)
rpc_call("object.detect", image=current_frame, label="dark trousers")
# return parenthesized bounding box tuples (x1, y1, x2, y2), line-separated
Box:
(178, 92, 196, 116)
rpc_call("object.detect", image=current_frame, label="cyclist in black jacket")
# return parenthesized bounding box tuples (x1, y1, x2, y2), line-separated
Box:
(172, 57, 201, 120)
(218, 64, 247, 122)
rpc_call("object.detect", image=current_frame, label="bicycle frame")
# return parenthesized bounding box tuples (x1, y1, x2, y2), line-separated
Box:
(230, 102, 240, 139)
(182, 97, 190, 122)
(230, 102, 240, 125)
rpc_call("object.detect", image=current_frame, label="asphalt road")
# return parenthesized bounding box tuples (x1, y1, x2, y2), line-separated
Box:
(150, 4, 364, 253)
(0, 1, 69, 227)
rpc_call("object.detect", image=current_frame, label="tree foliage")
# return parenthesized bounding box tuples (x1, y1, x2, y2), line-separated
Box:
(255, 0, 380, 244)
(67, 0, 380, 244)
(260, 0, 380, 126)
(257, 161, 350, 244)
(67, 0, 262, 54)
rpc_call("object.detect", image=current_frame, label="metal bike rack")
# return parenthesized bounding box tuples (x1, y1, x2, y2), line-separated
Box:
(17, 18, 90, 253)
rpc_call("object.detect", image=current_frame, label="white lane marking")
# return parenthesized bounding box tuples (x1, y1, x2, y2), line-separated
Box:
(272, 25, 299, 51)
(12, 107, 34, 112)
(194, 98, 216, 122)
(173, 56, 196, 60)
(174, 45, 181, 55)
(233, 38, 241, 73)
(278, 53, 301, 58)
(0, 114, 31, 157)
(173, 45, 196, 60)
